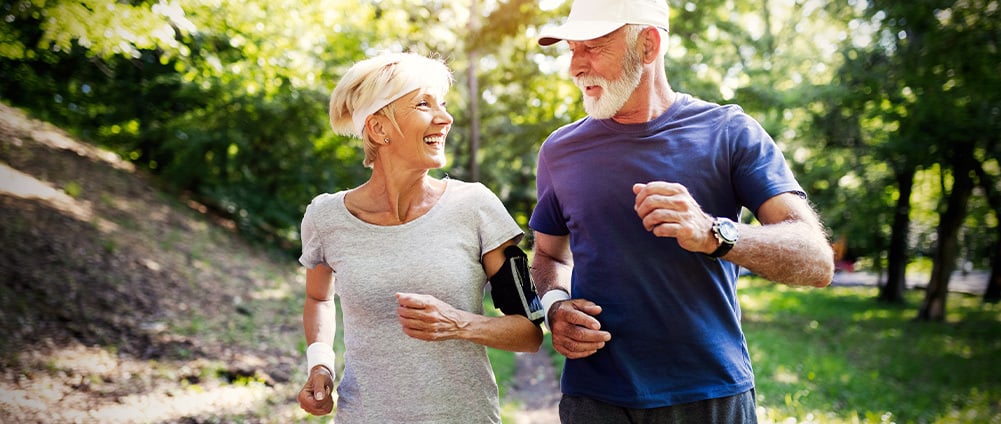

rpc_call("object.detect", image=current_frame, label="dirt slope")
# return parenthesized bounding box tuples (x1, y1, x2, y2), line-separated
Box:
(0, 102, 561, 423)
(0, 102, 306, 423)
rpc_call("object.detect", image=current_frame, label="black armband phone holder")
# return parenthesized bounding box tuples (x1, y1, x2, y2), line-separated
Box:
(489, 245, 545, 325)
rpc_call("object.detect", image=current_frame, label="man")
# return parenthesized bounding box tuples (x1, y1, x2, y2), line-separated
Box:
(529, 0, 835, 422)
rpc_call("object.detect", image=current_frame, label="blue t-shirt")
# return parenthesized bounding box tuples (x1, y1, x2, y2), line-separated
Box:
(530, 93, 803, 408)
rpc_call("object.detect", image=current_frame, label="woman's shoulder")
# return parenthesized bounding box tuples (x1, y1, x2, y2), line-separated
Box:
(441, 180, 508, 215)
(445, 179, 496, 200)
(304, 191, 347, 213)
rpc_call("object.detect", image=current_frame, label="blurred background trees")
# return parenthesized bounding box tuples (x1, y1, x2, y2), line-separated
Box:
(1, 0, 998, 320)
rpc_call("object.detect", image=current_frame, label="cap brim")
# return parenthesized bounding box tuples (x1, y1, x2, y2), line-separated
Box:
(537, 21, 625, 46)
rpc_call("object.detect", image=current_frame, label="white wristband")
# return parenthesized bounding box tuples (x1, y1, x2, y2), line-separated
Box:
(306, 342, 336, 376)
(540, 289, 571, 330)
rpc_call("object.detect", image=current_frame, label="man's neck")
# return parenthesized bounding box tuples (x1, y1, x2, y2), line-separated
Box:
(612, 70, 675, 124)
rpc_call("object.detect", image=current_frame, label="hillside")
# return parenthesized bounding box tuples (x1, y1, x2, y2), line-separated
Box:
(0, 102, 317, 423)
(0, 102, 560, 423)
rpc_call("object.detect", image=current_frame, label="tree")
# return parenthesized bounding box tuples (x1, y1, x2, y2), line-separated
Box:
(975, 161, 1001, 303)
(5, 0, 995, 305)
(909, 0, 1000, 320)
(850, 0, 1001, 320)
(0, 0, 375, 250)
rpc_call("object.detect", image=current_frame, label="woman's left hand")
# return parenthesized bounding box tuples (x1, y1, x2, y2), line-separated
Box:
(396, 292, 470, 341)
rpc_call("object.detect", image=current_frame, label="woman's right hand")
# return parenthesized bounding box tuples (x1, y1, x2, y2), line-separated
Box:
(396, 292, 470, 341)
(297, 365, 334, 416)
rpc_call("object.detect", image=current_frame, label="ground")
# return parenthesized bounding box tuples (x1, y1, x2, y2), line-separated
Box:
(0, 102, 559, 423)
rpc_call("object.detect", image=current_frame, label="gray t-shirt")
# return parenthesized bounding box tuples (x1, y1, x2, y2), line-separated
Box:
(299, 179, 523, 424)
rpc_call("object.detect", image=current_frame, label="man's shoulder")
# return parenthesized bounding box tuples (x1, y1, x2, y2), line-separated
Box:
(677, 93, 747, 118)
(541, 117, 599, 150)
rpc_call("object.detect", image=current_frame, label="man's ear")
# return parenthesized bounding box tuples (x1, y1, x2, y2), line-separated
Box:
(642, 26, 662, 63)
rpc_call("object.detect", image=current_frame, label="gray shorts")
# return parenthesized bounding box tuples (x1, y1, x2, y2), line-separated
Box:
(558, 389, 757, 424)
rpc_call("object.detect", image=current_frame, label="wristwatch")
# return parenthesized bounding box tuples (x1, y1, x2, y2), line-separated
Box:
(710, 217, 739, 258)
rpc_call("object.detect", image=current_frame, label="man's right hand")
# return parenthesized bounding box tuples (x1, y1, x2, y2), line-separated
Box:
(549, 299, 611, 359)
(297, 366, 334, 416)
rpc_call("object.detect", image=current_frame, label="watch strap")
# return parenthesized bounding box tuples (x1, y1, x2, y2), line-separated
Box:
(709, 240, 734, 258)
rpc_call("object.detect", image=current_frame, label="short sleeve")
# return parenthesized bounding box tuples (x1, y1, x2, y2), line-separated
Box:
(298, 201, 325, 269)
(472, 183, 524, 255)
(728, 113, 804, 214)
(529, 146, 569, 236)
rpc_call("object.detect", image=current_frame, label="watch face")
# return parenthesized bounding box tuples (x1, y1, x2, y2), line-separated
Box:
(718, 219, 739, 242)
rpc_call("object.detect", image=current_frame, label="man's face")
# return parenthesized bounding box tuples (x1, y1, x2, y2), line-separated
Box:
(567, 26, 644, 119)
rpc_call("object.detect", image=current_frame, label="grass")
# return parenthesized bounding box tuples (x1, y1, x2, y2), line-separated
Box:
(741, 277, 1001, 423)
(532, 277, 1000, 423)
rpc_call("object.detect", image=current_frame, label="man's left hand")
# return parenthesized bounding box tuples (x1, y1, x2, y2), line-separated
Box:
(633, 182, 717, 254)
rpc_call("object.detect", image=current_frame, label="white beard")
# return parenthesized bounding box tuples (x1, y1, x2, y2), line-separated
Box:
(574, 47, 644, 119)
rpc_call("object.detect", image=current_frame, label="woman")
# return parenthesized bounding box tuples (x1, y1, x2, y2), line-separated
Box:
(296, 52, 543, 423)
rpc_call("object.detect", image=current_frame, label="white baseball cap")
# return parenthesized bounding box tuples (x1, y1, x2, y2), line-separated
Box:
(538, 0, 670, 46)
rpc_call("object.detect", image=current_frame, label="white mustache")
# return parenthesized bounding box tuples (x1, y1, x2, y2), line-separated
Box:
(574, 76, 608, 91)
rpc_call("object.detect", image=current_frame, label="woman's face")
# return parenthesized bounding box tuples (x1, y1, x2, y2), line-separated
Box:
(382, 88, 453, 171)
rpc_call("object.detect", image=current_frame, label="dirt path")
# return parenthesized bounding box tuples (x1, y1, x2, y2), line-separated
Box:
(830, 270, 990, 295)
(508, 348, 561, 423)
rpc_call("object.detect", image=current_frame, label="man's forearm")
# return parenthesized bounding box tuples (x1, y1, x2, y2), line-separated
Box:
(531, 255, 573, 294)
(725, 220, 834, 287)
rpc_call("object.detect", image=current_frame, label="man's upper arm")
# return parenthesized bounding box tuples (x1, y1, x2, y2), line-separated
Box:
(533, 231, 572, 265)
(755, 192, 821, 228)
(530, 231, 572, 294)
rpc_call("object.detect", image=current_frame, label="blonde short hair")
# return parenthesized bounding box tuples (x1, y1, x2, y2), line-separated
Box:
(329, 52, 453, 168)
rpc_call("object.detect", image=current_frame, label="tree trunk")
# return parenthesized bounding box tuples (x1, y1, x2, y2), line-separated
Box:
(880, 166, 914, 303)
(973, 160, 1001, 303)
(985, 236, 1001, 303)
(466, 0, 481, 182)
(917, 146, 976, 321)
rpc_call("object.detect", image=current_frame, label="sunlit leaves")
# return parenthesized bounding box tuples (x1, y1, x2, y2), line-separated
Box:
(3, 0, 995, 267)
(36, 0, 192, 60)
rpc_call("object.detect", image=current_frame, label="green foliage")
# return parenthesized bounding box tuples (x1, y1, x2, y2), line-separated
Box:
(488, 347, 517, 399)
(808, 0, 1001, 274)
(451, 23, 581, 225)
(1, 0, 997, 279)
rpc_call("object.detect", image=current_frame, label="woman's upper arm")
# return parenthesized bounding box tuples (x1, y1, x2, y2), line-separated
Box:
(481, 238, 518, 278)
(305, 264, 335, 301)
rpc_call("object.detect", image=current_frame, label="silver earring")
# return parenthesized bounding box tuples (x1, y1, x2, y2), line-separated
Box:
(384, 138, 390, 144)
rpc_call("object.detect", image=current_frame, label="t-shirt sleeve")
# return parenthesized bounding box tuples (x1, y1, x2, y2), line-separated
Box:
(529, 146, 570, 236)
(728, 112, 804, 214)
(298, 199, 326, 269)
(472, 183, 524, 255)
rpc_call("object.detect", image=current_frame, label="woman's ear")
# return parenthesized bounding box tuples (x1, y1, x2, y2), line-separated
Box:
(365, 115, 388, 140)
